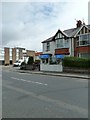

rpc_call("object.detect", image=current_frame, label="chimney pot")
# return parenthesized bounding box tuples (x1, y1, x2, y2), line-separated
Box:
(76, 20, 82, 28)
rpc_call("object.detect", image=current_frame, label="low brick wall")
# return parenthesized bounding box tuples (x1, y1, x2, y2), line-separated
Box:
(63, 67, 90, 74)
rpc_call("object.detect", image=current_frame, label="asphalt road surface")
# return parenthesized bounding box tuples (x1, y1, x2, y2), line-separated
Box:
(2, 66, 88, 118)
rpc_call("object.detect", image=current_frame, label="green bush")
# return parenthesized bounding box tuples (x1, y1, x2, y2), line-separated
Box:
(63, 56, 90, 68)
(21, 61, 26, 66)
(34, 60, 40, 64)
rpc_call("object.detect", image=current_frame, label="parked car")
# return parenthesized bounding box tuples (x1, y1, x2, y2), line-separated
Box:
(13, 60, 23, 67)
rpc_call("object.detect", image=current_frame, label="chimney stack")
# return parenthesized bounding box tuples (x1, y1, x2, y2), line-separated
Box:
(76, 20, 82, 28)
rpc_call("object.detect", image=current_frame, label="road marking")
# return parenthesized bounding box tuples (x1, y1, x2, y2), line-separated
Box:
(11, 77, 48, 86)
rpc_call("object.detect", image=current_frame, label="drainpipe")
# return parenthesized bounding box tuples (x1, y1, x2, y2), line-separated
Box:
(71, 38, 72, 56)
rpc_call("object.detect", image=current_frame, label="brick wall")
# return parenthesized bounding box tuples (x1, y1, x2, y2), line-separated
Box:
(75, 46, 90, 54)
(74, 46, 90, 57)
(4, 48, 10, 65)
(55, 48, 69, 55)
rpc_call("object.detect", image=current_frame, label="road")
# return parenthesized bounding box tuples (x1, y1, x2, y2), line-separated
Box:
(2, 66, 88, 118)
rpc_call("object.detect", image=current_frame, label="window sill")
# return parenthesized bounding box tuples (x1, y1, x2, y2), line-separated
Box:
(56, 47, 69, 49)
(77, 45, 90, 47)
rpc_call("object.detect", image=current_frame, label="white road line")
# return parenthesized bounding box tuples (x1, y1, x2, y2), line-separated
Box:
(11, 77, 48, 86)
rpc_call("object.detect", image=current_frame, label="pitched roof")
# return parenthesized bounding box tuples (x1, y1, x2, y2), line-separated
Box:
(42, 24, 90, 43)
(87, 24, 90, 29)
(63, 24, 90, 37)
(42, 36, 54, 43)
(63, 27, 80, 37)
(42, 29, 68, 43)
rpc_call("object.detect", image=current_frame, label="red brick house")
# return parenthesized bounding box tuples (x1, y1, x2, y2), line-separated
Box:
(41, 20, 90, 59)
(64, 20, 90, 58)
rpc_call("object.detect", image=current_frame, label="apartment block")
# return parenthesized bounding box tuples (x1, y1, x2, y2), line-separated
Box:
(0, 48, 4, 65)
(4, 47, 10, 65)
(0, 47, 38, 65)
(12, 48, 16, 64)
(18, 48, 24, 59)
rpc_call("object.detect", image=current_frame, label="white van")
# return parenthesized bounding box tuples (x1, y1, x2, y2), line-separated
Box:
(13, 59, 24, 67)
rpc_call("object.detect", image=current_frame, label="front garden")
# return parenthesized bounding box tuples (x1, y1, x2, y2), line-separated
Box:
(63, 56, 90, 69)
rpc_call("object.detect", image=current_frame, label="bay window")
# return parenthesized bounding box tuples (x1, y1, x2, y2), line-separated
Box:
(56, 38, 69, 48)
(56, 38, 64, 48)
(79, 34, 90, 46)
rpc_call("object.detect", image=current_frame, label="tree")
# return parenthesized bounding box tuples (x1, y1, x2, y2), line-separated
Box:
(27, 56, 34, 65)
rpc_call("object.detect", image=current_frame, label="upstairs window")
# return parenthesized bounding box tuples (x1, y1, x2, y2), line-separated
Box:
(56, 38, 69, 48)
(79, 34, 90, 46)
(56, 39, 64, 48)
(46, 42, 50, 51)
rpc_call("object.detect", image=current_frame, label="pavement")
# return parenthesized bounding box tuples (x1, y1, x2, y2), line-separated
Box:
(16, 69, 89, 79)
(1, 65, 89, 79)
(12, 67, 89, 79)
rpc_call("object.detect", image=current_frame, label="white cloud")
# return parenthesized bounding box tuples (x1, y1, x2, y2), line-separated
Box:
(1, 0, 89, 51)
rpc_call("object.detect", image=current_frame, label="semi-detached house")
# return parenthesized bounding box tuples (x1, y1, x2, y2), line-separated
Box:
(40, 21, 90, 63)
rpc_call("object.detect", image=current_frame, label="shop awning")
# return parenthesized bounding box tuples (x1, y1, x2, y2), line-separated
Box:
(55, 54, 64, 59)
(39, 54, 50, 59)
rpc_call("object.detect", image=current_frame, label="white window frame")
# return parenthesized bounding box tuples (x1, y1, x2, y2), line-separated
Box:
(46, 42, 50, 51)
(78, 33, 90, 46)
(56, 38, 69, 48)
(79, 53, 90, 58)
(56, 38, 64, 48)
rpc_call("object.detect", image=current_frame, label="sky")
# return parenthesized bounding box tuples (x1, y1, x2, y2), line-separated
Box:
(1, 0, 89, 51)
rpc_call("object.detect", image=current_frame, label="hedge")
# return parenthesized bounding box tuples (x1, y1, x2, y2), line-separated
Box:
(63, 56, 90, 68)
(27, 56, 34, 65)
